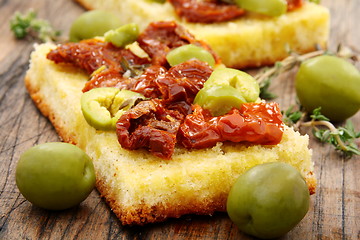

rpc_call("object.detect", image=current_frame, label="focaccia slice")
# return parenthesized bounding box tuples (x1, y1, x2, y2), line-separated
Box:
(25, 43, 315, 225)
(74, 0, 329, 68)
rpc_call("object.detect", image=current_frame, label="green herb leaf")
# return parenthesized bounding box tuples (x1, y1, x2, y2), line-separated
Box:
(282, 105, 303, 126)
(10, 9, 60, 42)
(259, 78, 277, 100)
(308, 108, 360, 158)
(310, 107, 330, 121)
(283, 105, 360, 158)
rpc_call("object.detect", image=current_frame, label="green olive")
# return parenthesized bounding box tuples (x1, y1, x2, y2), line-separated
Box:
(194, 67, 259, 116)
(227, 162, 310, 239)
(194, 85, 246, 116)
(16, 142, 96, 210)
(203, 67, 260, 103)
(81, 88, 145, 131)
(69, 10, 122, 42)
(234, 0, 287, 17)
(295, 55, 360, 122)
(166, 44, 216, 67)
(104, 23, 139, 48)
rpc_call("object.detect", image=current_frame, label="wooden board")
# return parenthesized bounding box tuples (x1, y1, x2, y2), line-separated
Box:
(0, 0, 359, 239)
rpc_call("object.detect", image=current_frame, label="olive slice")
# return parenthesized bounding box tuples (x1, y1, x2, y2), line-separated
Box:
(234, 0, 287, 17)
(81, 87, 144, 130)
(194, 85, 247, 116)
(166, 44, 215, 67)
(104, 23, 139, 48)
(204, 67, 260, 103)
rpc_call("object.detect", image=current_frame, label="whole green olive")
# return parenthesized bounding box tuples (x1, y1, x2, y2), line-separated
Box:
(234, 0, 287, 17)
(16, 142, 96, 210)
(227, 162, 310, 239)
(69, 10, 122, 42)
(295, 55, 360, 122)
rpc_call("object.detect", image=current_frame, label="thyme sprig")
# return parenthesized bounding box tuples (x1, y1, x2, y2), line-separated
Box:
(283, 106, 360, 158)
(10, 9, 61, 43)
(255, 44, 359, 100)
(254, 48, 325, 99)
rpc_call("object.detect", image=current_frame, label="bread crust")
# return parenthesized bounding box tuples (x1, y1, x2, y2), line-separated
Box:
(25, 43, 316, 225)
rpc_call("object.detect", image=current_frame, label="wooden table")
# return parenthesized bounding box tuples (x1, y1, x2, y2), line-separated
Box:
(0, 0, 359, 239)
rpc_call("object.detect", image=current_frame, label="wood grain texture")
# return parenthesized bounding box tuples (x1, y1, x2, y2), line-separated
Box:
(0, 0, 359, 239)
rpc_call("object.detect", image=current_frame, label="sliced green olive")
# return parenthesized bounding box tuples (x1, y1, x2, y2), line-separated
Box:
(104, 23, 139, 48)
(204, 67, 260, 103)
(81, 88, 144, 130)
(166, 44, 216, 67)
(194, 85, 247, 116)
(234, 0, 287, 17)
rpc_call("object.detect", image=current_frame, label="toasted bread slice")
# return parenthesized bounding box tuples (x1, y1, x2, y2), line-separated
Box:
(74, 0, 329, 68)
(25, 43, 315, 225)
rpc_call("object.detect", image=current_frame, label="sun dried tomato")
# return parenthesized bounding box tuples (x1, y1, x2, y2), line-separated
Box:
(46, 39, 151, 92)
(137, 21, 221, 66)
(116, 99, 184, 159)
(130, 65, 166, 99)
(82, 67, 126, 92)
(178, 102, 284, 149)
(169, 0, 245, 23)
(178, 105, 221, 149)
(156, 59, 213, 103)
(218, 102, 284, 144)
(47, 39, 149, 74)
(287, 0, 304, 11)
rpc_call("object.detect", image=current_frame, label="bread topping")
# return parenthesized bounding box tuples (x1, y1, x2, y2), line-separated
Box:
(47, 21, 284, 159)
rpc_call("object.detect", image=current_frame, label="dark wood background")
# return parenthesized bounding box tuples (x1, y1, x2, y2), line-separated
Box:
(0, 0, 359, 239)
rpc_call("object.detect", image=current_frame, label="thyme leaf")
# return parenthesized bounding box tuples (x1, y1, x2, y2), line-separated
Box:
(284, 105, 360, 158)
(10, 9, 61, 43)
(282, 105, 304, 127)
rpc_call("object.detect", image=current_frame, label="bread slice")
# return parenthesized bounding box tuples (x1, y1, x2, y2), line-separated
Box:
(25, 43, 316, 225)
(74, 0, 329, 68)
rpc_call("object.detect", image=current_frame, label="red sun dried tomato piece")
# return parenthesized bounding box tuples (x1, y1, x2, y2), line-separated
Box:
(156, 59, 213, 104)
(218, 102, 284, 145)
(287, 0, 304, 11)
(178, 105, 222, 149)
(137, 21, 221, 66)
(116, 99, 184, 159)
(169, 0, 245, 23)
(178, 102, 284, 149)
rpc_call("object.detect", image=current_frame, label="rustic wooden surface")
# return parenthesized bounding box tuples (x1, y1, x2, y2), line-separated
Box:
(0, 0, 359, 239)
